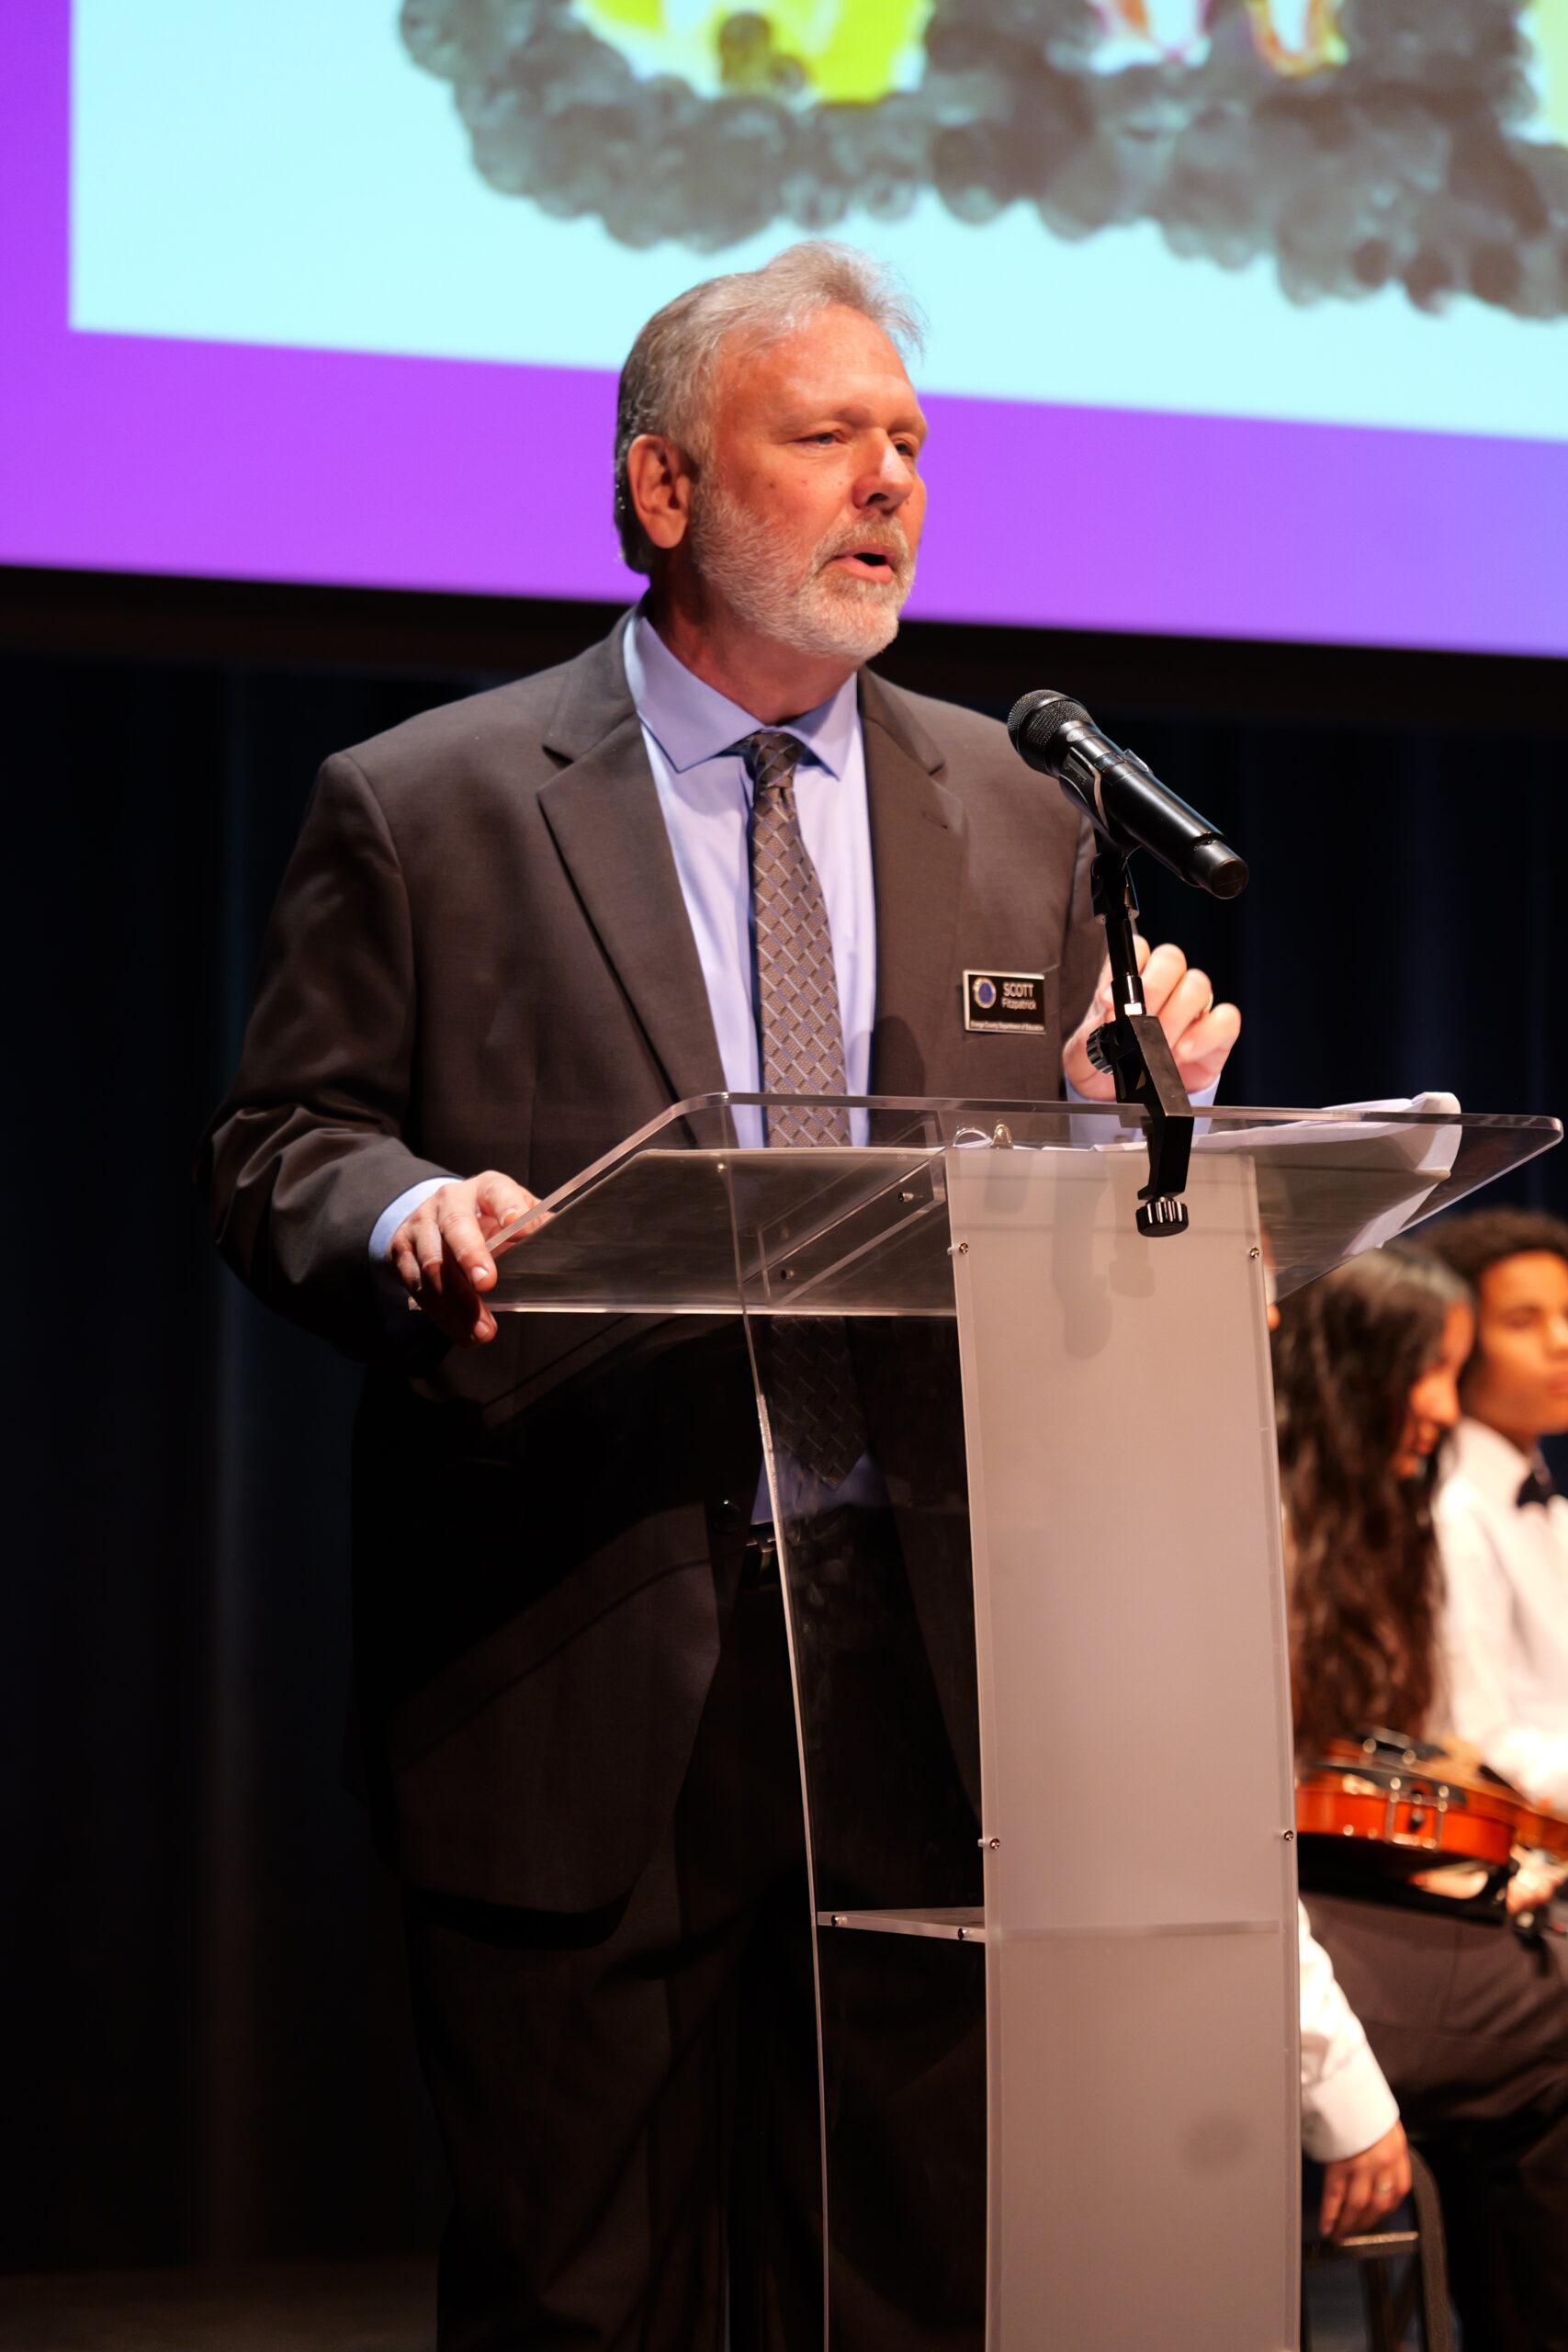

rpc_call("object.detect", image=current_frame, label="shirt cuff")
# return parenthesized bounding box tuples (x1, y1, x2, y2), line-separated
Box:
(1063, 1071, 1221, 1108)
(369, 1175, 453, 1334)
(1302, 2043, 1400, 2164)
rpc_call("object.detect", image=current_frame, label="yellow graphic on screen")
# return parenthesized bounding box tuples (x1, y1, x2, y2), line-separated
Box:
(572, 0, 934, 102)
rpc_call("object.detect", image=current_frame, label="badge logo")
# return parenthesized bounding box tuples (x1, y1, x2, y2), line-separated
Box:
(963, 970, 1048, 1035)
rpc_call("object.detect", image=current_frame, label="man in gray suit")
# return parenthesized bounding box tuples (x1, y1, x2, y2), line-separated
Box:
(202, 242, 1238, 2350)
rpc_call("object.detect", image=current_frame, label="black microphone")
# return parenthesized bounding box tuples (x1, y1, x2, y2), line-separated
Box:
(1008, 691, 1247, 899)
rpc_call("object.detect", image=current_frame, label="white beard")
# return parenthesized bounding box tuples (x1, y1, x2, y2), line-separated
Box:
(689, 482, 916, 664)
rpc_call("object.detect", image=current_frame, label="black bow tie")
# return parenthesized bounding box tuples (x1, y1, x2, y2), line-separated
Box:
(1517, 1467, 1558, 1510)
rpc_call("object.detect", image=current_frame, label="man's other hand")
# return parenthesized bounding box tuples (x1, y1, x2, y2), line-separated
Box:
(1318, 2120, 1412, 2245)
(389, 1171, 546, 1347)
(1063, 938, 1242, 1101)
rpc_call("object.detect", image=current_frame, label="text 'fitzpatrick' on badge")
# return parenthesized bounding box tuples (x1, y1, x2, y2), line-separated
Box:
(963, 970, 1047, 1035)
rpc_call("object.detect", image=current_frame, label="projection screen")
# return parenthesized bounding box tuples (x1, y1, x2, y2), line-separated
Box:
(2, 0, 1564, 651)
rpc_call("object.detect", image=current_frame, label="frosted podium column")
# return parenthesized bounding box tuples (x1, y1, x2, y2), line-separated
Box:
(949, 1144, 1299, 2350)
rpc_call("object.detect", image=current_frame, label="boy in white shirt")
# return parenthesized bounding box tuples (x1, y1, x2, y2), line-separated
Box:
(1424, 1209, 1568, 1813)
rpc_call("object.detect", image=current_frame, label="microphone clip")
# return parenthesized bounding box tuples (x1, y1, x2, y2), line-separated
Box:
(1088, 845, 1194, 1239)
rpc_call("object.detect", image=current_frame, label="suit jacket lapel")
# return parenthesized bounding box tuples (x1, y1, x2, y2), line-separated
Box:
(860, 670, 967, 1102)
(538, 628, 728, 1109)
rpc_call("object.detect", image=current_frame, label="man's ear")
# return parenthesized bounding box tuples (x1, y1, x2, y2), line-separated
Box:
(625, 434, 695, 552)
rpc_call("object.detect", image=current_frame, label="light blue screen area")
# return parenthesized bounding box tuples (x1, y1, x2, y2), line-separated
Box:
(73, 0, 1568, 444)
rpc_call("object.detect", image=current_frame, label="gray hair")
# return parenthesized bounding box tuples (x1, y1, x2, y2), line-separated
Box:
(613, 241, 924, 574)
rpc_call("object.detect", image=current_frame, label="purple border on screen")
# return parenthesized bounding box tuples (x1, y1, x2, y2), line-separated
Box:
(3, 6, 1563, 654)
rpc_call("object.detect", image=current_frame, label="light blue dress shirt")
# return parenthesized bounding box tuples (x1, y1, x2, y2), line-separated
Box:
(622, 609, 874, 1148)
(625, 613, 887, 1513)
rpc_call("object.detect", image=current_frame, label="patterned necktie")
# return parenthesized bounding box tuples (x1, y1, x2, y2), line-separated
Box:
(736, 729, 868, 1493)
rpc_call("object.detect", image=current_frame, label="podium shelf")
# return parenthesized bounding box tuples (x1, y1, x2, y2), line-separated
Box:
(818, 1907, 987, 1942)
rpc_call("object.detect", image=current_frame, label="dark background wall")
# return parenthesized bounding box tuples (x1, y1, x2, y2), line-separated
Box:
(3, 568, 1564, 2275)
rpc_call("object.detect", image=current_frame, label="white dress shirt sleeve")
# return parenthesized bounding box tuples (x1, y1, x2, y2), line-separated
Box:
(1298, 1904, 1400, 2163)
(1438, 1497, 1568, 1814)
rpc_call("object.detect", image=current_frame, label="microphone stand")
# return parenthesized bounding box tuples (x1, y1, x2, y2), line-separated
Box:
(1085, 842, 1193, 1238)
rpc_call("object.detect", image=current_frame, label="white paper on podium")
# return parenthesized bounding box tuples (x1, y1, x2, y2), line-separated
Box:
(1193, 1091, 1464, 1272)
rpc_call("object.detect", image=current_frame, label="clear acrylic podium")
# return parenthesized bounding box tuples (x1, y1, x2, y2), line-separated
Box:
(488, 1092, 1559, 2350)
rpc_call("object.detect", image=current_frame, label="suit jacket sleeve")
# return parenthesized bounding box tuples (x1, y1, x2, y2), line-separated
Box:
(196, 750, 456, 1360)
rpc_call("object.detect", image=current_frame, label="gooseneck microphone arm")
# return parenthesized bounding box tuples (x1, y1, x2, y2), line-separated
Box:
(1008, 690, 1251, 1239)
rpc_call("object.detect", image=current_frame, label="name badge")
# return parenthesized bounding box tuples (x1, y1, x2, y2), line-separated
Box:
(963, 969, 1047, 1035)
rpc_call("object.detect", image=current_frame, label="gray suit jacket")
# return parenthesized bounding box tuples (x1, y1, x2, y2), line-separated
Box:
(200, 620, 1101, 1907)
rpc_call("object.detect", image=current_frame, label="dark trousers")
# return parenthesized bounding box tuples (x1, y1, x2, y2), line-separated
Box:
(1305, 1891, 1568, 2352)
(404, 1577, 820, 2352)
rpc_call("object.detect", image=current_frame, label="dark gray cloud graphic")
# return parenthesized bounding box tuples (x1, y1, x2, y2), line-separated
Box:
(400, 0, 1568, 315)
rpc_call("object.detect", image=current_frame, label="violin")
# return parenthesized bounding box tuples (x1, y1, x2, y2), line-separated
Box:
(1295, 1731, 1568, 1880)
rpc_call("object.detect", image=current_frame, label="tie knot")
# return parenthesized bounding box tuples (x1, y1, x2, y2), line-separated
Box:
(735, 729, 804, 797)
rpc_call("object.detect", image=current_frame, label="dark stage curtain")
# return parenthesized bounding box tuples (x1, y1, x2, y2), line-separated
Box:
(3, 636, 1564, 2273)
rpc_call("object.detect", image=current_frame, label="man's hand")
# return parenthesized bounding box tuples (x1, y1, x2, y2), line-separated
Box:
(1063, 938, 1241, 1101)
(389, 1171, 547, 1348)
(1318, 2120, 1411, 2245)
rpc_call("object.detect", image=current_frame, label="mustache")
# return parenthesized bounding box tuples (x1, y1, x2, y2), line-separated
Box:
(816, 518, 915, 583)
